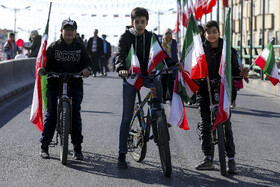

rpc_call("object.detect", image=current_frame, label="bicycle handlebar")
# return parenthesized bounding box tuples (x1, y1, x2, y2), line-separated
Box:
(128, 65, 179, 80)
(45, 72, 83, 79)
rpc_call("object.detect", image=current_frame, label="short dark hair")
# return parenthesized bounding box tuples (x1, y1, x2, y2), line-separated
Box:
(9, 33, 15, 37)
(205, 20, 220, 33)
(131, 7, 149, 21)
(198, 25, 205, 35)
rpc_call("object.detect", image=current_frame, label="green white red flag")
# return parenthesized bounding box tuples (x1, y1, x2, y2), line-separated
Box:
(181, 13, 208, 80)
(126, 45, 143, 91)
(30, 3, 51, 132)
(174, 0, 181, 33)
(169, 70, 199, 130)
(214, 8, 231, 130)
(147, 33, 166, 74)
(182, 0, 193, 27)
(254, 39, 279, 86)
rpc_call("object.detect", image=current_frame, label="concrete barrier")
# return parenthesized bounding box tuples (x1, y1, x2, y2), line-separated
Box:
(245, 79, 280, 96)
(0, 58, 36, 102)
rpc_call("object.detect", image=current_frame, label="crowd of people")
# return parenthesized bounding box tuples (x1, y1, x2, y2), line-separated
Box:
(3, 6, 250, 175)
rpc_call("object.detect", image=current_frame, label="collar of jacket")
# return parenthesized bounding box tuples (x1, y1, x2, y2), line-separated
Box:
(204, 38, 223, 53)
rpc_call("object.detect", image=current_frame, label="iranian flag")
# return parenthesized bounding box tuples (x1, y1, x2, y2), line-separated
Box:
(181, 13, 208, 80)
(194, 0, 217, 21)
(126, 45, 143, 91)
(174, 0, 181, 33)
(169, 70, 199, 130)
(182, 0, 193, 28)
(214, 8, 231, 130)
(254, 39, 280, 86)
(30, 3, 52, 132)
(147, 33, 166, 74)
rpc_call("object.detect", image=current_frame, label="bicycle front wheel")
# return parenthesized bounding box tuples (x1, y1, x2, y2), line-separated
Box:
(155, 111, 172, 177)
(60, 101, 71, 165)
(217, 124, 226, 176)
(128, 112, 147, 162)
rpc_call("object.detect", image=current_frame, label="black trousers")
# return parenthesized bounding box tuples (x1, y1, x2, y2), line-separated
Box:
(90, 53, 100, 75)
(40, 83, 84, 145)
(197, 93, 236, 158)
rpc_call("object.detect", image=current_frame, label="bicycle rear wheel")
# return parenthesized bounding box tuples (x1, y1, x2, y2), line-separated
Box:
(217, 124, 227, 176)
(60, 101, 71, 165)
(155, 111, 172, 177)
(128, 112, 147, 162)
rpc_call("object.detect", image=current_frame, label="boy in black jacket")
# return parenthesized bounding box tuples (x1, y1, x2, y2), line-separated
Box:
(195, 21, 248, 174)
(38, 19, 91, 160)
(115, 7, 165, 168)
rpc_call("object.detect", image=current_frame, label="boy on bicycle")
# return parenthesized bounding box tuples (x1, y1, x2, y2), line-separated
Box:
(115, 7, 168, 168)
(195, 21, 248, 174)
(38, 19, 91, 160)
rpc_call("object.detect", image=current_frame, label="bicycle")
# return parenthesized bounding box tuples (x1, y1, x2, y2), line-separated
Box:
(47, 72, 82, 165)
(126, 66, 177, 177)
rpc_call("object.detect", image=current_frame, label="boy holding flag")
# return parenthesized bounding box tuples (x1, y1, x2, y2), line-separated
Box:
(115, 7, 175, 168)
(195, 20, 248, 174)
(37, 19, 91, 160)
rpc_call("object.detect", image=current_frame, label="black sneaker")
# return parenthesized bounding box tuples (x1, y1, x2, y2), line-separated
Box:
(117, 153, 128, 169)
(196, 157, 214, 170)
(73, 144, 84, 160)
(228, 160, 238, 174)
(40, 144, 50, 159)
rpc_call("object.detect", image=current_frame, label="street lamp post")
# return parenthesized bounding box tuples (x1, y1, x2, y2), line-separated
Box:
(147, 8, 174, 35)
(0, 5, 31, 33)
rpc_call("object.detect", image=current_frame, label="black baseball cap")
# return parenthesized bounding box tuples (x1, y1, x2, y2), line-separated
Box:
(61, 19, 77, 30)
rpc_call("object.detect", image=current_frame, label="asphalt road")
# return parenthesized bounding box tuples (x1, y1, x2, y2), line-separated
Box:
(0, 72, 280, 187)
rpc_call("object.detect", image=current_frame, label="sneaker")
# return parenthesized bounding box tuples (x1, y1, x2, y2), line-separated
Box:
(117, 153, 128, 169)
(231, 101, 236, 108)
(40, 144, 50, 159)
(196, 157, 214, 170)
(228, 160, 238, 174)
(73, 144, 84, 160)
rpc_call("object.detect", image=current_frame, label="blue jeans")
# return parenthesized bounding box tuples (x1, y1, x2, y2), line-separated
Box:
(118, 76, 163, 154)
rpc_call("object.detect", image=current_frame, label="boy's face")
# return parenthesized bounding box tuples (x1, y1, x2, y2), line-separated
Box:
(131, 16, 148, 35)
(10, 35, 15, 42)
(61, 25, 77, 42)
(205, 26, 220, 44)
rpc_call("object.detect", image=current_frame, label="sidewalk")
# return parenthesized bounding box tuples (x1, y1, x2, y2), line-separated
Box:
(245, 79, 280, 96)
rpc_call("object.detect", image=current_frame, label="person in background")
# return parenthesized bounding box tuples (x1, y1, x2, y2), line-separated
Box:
(161, 28, 178, 103)
(87, 29, 104, 77)
(37, 18, 91, 160)
(15, 49, 27, 59)
(24, 30, 42, 58)
(231, 50, 249, 108)
(4, 33, 19, 60)
(100, 34, 111, 76)
(76, 33, 84, 44)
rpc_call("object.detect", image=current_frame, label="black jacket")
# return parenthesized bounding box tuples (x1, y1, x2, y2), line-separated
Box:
(25, 35, 42, 57)
(45, 36, 91, 86)
(116, 26, 177, 76)
(197, 38, 240, 96)
(87, 36, 104, 57)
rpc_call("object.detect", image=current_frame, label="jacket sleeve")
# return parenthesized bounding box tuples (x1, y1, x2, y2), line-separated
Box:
(45, 43, 55, 72)
(86, 38, 92, 54)
(98, 37, 104, 56)
(80, 44, 91, 70)
(231, 48, 241, 77)
(4, 42, 11, 57)
(115, 33, 129, 72)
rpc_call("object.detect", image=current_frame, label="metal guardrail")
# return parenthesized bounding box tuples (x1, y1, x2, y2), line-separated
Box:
(234, 45, 280, 74)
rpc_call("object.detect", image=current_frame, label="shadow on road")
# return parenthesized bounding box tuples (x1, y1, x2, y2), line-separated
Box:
(231, 107, 280, 118)
(0, 89, 32, 128)
(61, 151, 279, 186)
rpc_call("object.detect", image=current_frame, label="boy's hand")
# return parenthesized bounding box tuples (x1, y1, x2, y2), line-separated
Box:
(240, 68, 249, 78)
(177, 63, 184, 71)
(81, 68, 90, 78)
(37, 67, 46, 76)
(119, 70, 128, 77)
